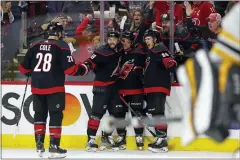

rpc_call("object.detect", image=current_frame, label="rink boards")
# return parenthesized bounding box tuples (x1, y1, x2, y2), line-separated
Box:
(1, 83, 239, 152)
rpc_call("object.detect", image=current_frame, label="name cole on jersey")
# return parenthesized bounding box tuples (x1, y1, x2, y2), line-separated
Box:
(19, 39, 87, 94)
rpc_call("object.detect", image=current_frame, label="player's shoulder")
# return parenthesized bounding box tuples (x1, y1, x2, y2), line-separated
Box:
(151, 43, 168, 53)
(49, 39, 70, 50)
(29, 39, 45, 48)
(94, 44, 114, 56)
(131, 47, 145, 55)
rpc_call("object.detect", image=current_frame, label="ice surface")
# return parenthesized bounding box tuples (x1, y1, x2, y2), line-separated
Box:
(1, 149, 236, 159)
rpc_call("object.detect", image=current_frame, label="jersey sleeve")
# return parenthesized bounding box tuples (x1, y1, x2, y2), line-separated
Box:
(60, 43, 88, 76)
(18, 48, 33, 76)
(82, 51, 103, 70)
(159, 51, 177, 71)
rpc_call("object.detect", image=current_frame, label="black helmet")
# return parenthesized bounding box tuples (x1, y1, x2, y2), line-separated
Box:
(107, 30, 120, 38)
(144, 29, 160, 39)
(122, 31, 134, 42)
(47, 22, 64, 36)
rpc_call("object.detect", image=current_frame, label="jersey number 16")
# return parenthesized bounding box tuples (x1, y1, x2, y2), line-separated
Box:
(34, 53, 52, 72)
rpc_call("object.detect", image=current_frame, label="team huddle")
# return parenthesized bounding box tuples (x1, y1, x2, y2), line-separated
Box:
(18, 3, 240, 159)
(19, 21, 177, 158)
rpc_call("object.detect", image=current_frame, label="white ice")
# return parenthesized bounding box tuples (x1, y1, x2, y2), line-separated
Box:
(2, 149, 238, 159)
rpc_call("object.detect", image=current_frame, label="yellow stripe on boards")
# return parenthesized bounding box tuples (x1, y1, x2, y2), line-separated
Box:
(1, 134, 239, 152)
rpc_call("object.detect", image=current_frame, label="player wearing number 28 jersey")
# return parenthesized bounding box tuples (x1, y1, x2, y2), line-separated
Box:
(18, 22, 87, 159)
(19, 33, 87, 94)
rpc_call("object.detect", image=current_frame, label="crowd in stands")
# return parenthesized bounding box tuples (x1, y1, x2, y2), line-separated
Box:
(1, 1, 239, 81)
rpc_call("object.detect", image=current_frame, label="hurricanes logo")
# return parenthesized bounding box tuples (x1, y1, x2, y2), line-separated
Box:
(119, 59, 134, 79)
(145, 57, 150, 73)
(192, 18, 200, 26)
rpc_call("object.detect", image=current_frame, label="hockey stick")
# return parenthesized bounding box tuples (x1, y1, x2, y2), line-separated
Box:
(13, 76, 30, 138)
(120, 16, 127, 36)
(119, 95, 157, 137)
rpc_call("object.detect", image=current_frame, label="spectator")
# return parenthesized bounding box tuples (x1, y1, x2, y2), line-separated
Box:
(185, 1, 216, 27)
(201, 13, 222, 49)
(75, 14, 96, 62)
(153, 13, 201, 64)
(153, 1, 169, 27)
(92, 36, 100, 49)
(62, 1, 93, 24)
(1, 1, 14, 24)
(129, 8, 150, 47)
(106, 18, 120, 31)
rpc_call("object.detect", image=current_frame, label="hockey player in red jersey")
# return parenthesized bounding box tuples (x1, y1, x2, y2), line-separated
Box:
(114, 31, 146, 150)
(80, 30, 125, 152)
(143, 29, 177, 153)
(18, 22, 88, 158)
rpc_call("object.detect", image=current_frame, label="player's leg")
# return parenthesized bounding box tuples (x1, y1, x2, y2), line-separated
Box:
(129, 94, 144, 150)
(47, 92, 67, 158)
(146, 92, 168, 153)
(113, 94, 129, 150)
(100, 85, 122, 151)
(33, 94, 48, 157)
(86, 86, 111, 152)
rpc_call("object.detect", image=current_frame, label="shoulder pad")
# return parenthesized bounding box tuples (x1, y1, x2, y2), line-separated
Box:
(151, 43, 168, 53)
(95, 45, 114, 56)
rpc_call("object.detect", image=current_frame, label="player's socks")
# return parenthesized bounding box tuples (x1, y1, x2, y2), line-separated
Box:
(34, 122, 46, 157)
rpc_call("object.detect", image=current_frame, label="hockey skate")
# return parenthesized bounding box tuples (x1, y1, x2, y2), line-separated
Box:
(36, 141, 45, 157)
(115, 135, 126, 150)
(136, 135, 144, 151)
(100, 135, 119, 151)
(86, 136, 98, 152)
(35, 134, 45, 157)
(48, 144, 67, 159)
(48, 138, 67, 159)
(148, 137, 168, 153)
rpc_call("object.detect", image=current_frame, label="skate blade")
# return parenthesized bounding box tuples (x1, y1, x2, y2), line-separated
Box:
(119, 145, 126, 150)
(86, 147, 97, 152)
(37, 150, 44, 157)
(137, 146, 143, 151)
(48, 153, 66, 159)
(148, 147, 168, 153)
(100, 146, 119, 151)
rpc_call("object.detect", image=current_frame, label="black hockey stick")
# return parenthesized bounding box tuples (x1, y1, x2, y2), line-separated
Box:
(119, 95, 157, 137)
(13, 76, 30, 138)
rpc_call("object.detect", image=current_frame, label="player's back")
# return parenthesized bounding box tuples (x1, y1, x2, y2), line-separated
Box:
(27, 39, 70, 94)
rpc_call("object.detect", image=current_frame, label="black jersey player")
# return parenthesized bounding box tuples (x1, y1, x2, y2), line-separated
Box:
(114, 31, 146, 150)
(18, 22, 87, 158)
(80, 30, 125, 152)
(143, 29, 177, 153)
